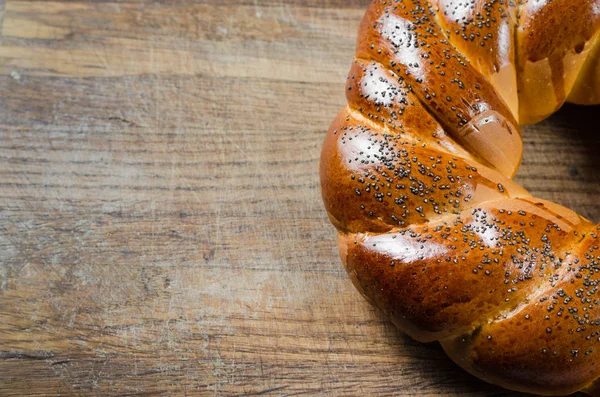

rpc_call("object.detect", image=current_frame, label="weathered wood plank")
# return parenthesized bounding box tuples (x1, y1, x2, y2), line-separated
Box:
(0, 0, 597, 396)
(0, 1, 362, 81)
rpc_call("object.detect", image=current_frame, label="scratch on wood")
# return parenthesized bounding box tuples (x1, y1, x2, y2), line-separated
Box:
(251, 385, 289, 395)
(0, 351, 55, 360)
(0, 0, 5, 34)
(107, 116, 139, 127)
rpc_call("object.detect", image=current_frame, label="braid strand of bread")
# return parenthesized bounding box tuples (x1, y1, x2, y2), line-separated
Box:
(320, 0, 600, 395)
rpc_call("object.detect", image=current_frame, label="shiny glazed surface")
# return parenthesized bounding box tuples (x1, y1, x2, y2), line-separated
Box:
(320, 0, 600, 395)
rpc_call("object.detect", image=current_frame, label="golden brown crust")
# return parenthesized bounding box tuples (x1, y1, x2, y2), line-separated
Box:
(321, 0, 600, 395)
(516, 0, 600, 123)
(354, 1, 523, 176)
(442, 231, 600, 395)
(435, 0, 520, 117)
(516, 0, 600, 63)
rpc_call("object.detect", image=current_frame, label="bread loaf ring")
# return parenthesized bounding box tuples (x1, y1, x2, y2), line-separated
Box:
(320, 1, 600, 395)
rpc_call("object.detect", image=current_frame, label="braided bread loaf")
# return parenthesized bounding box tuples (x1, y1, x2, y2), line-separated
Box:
(320, 1, 600, 395)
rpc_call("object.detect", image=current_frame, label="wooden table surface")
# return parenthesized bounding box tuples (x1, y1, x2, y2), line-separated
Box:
(1, 1, 599, 396)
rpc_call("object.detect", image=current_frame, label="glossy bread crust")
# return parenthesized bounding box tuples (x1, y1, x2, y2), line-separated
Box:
(320, 1, 600, 395)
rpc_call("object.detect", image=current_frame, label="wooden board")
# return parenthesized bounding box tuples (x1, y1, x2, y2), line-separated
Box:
(0, 1, 598, 395)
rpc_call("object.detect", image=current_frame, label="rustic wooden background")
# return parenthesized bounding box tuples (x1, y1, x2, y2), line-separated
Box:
(1, 1, 598, 395)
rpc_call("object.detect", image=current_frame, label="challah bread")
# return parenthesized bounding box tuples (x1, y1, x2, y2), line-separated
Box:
(320, 1, 600, 395)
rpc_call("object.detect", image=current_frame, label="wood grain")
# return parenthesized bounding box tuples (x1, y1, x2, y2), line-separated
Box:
(0, 1, 598, 395)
